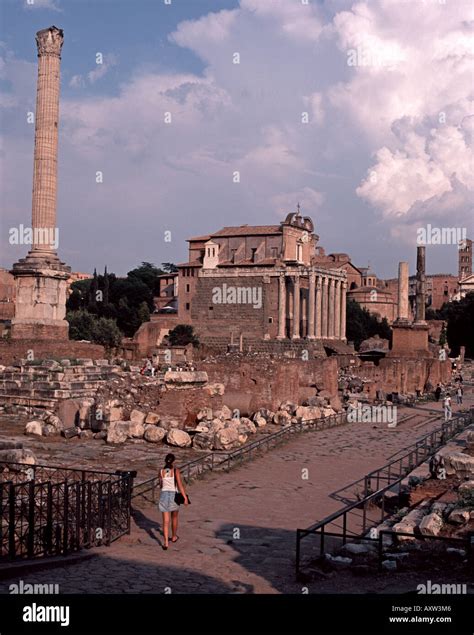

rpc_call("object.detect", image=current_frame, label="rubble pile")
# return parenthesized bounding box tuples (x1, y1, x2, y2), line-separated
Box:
(22, 396, 339, 453)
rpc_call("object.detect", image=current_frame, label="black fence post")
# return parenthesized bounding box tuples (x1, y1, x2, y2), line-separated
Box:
(8, 482, 15, 560)
(46, 482, 53, 555)
(27, 480, 35, 559)
(63, 482, 69, 555)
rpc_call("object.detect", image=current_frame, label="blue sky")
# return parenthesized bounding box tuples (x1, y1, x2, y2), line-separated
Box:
(1, 0, 472, 278)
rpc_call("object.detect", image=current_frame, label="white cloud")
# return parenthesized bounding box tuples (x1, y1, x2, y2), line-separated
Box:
(2, 0, 472, 274)
(23, 0, 61, 11)
(69, 54, 118, 88)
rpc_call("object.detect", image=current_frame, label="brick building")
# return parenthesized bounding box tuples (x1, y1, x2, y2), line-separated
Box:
(135, 209, 348, 353)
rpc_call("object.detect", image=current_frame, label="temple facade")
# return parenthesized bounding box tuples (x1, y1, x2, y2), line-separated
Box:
(136, 209, 348, 352)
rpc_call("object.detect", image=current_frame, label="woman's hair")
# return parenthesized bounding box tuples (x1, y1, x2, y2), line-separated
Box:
(164, 453, 175, 469)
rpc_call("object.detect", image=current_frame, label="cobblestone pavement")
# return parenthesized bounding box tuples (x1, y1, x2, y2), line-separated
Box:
(1, 401, 471, 595)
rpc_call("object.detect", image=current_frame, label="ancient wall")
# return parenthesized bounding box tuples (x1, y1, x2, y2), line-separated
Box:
(350, 357, 451, 394)
(0, 340, 105, 365)
(201, 356, 338, 413)
(191, 275, 276, 340)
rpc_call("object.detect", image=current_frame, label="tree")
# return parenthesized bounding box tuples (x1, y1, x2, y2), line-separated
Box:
(162, 262, 178, 273)
(437, 292, 474, 357)
(137, 301, 150, 324)
(346, 299, 392, 350)
(168, 324, 199, 347)
(66, 310, 122, 350)
(93, 317, 123, 350)
(67, 310, 97, 341)
(128, 262, 164, 295)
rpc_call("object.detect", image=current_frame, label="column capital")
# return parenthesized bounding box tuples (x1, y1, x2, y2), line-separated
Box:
(36, 26, 64, 58)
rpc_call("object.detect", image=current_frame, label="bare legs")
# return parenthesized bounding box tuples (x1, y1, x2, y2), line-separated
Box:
(171, 511, 179, 541)
(161, 511, 179, 546)
(162, 511, 170, 547)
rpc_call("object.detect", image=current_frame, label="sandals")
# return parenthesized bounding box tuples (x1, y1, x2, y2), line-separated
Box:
(162, 544, 168, 550)
(171, 536, 179, 543)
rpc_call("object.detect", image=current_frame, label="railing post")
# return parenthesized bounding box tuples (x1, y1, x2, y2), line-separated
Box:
(63, 482, 69, 555)
(27, 480, 35, 559)
(75, 482, 81, 551)
(106, 481, 113, 545)
(46, 482, 53, 554)
(8, 482, 16, 559)
(320, 526, 325, 556)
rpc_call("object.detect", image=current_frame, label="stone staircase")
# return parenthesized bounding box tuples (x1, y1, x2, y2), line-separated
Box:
(0, 360, 122, 409)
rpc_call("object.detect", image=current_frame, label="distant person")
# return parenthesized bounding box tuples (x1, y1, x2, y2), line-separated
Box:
(158, 453, 189, 550)
(456, 385, 463, 405)
(434, 384, 442, 402)
(443, 394, 452, 421)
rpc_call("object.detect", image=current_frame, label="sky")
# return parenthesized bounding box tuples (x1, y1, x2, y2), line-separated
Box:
(0, 0, 472, 278)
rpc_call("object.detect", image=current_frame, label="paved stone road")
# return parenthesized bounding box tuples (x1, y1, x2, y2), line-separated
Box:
(1, 401, 471, 594)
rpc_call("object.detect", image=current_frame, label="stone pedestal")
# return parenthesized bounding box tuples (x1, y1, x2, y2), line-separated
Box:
(11, 253, 70, 340)
(389, 322, 430, 357)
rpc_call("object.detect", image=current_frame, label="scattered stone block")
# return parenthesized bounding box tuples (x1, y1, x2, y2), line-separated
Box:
(145, 412, 160, 425)
(213, 427, 243, 451)
(130, 409, 146, 425)
(62, 426, 80, 440)
(448, 509, 470, 525)
(0, 448, 36, 467)
(25, 420, 43, 436)
(193, 432, 214, 450)
(166, 428, 192, 448)
(144, 426, 166, 443)
(419, 512, 443, 536)
(106, 422, 128, 444)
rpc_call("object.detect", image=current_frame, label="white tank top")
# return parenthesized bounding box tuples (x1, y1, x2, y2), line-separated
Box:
(161, 468, 177, 492)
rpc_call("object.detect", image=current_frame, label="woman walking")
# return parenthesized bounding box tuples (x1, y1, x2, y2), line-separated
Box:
(158, 453, 188, 550)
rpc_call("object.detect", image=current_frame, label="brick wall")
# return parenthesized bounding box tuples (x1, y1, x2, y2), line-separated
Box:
(0, 340, 105, 365)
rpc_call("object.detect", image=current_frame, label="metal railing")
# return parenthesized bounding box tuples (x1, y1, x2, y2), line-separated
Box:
(296, 411, 473, 576)
(133, 412, 347, 500)
(0, 464, 134, 562)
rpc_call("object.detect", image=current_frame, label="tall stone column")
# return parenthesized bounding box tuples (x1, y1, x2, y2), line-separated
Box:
(334, 279, 341, 339)
(277, 272, 286, 339)
(292, 274, 300, 339)
(415, 246, 426, 323)
(321, 276, 328, 338)
(307, 270, 316, 339)
(328, 278, 335, 338)
(340, 281, 347, 340)
(10, 26, 71, 341)
(31, 27, 63, 255)
(396, 261, 409, 322)
(315, 275, 322, 338)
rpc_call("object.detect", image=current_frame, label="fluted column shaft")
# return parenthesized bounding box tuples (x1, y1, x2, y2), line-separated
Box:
(334, 279, 341, 339)
(321, 276, 328, 338)
(328, 278, 335, 338)
(341, 281, 347, 340)
(315, 276, 322, 338)
(31, 28, 64, 255)
(292, 274, 300, 339)
(277, 273, 286, 339)
(307, 270, 316, 339)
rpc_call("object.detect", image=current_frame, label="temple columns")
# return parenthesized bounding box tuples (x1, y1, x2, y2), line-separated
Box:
(277, 273, 286, 339)
(292, 274, 300, 339)
(307, 270, 316, 339)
